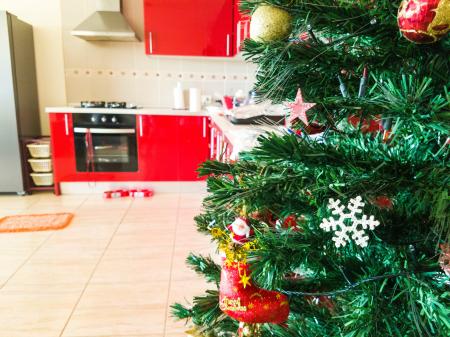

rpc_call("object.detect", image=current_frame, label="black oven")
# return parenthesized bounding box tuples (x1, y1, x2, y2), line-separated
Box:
(73, 114, 138, 172)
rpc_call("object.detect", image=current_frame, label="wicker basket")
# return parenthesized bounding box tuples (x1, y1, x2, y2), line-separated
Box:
(28, 159, 52, 173)
(30, 173, 53, 186)
(27, 142, 51, 158)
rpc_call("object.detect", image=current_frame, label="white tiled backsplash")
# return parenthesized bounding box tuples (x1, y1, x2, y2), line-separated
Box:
(61, 0, 256, 107)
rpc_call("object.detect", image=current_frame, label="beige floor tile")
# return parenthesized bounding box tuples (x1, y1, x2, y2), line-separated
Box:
(115, 221, 176, 235)
(122, 211, 179, 224)
(129, 193, 180, 210)
(40, 227, 114, 252)
(174, 231, 211, 248)
(103, 245, 174, 260)
(7, 261, 97, 286)
(0, 288, 81, 337)
(0, 232, 51, 254)
(0, 254, 33, 287)
(0, 208, 27, 217)
(76, 282, 169, 309)
(0, 186, 210, 337)
(177, 208, 202, 220)
(25, 205, 79, 213)
(62, 306, 166, 336)
(179, 193, 207, 209)
(166, 280, 211, 336)
(0, 194, 41, 210)
(108, 230, 175, 250)
(90, 257, 172, 284)
(170, 244, 217, 282)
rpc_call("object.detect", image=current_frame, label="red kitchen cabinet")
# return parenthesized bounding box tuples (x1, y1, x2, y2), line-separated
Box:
(144, 0, 235, 57)
(50, 113, 210, 192)
(178, 116, 210, 180)
(137, 115, 180, 180)
(49, 113, 76, 195)
(138, 115, 210, 181)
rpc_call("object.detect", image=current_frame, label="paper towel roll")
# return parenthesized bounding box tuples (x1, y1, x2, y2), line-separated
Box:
(173, 82, 186, 110)
(189, 88, 202, 113)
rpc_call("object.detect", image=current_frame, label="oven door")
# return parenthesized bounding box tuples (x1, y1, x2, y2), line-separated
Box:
(74, 127, 138, 172)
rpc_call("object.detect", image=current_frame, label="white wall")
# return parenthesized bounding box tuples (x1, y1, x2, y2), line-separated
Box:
(0, 0, 66, 135)
(0, 0, 256, 134)
(61, 0, 256, 107)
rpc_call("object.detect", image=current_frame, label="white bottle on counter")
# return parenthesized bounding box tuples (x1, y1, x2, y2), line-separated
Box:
(173, 82, 186, 110)
(189, 87, 202, 113)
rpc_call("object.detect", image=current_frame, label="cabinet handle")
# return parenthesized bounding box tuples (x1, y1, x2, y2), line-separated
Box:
(244, 20, 249, 40)
(202, 118, 206, 138)
(149, 32, 153, 54)
(216, 134, 221, 160)
(210, 127, 215, 159)
(139, 115, 143, 137)
(64, 114, 69, 136)
(236, 21, 241, 50)
(226, 34, 230, 56)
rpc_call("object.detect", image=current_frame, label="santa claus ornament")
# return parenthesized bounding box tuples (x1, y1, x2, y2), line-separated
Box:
(398, 0, 450, 44)
(219, 260, 290, 326)
(228, 217, 254, 244)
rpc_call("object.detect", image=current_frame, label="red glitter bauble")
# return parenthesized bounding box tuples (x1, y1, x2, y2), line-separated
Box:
(398, 0, 450, 44)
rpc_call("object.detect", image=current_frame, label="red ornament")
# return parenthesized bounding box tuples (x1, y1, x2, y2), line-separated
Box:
(348, 114, 382, 134)
(286, 89, 316, 127)
(219, 261, 290, 324)
(372, 196, 394, 210)
(228, 217, 254, 244)
(281, 215, 305, 232)
(398, 0, 450, 44)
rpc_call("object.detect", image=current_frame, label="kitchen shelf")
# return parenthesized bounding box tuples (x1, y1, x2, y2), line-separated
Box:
(20, 137, 54, 194)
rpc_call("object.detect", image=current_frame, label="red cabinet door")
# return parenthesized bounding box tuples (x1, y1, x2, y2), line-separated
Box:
(49, 113, 77, 194)
(138, 115, 180, 180)
(178, 116, 210, 180)
(144, 0, 235, 56)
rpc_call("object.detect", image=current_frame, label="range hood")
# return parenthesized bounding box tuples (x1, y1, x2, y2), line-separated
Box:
(71, 0, 138, 42)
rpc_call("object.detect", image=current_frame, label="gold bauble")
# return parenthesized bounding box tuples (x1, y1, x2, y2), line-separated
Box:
(250, 5, 293, 42)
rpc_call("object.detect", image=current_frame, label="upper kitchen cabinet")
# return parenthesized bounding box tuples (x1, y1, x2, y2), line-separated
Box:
(144, 0, 238, 57)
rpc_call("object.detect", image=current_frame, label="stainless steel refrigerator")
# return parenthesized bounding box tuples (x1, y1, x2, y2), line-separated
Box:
(0, 11, 40, 194)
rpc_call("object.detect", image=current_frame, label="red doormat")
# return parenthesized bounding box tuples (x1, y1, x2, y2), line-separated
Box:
(0, 213, 74, 233)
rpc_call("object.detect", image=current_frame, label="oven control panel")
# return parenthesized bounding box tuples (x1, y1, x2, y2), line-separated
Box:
(73, 114, 136, 128)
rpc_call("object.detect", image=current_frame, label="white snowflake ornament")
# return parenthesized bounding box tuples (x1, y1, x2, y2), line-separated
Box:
(320, 196, 380, 248)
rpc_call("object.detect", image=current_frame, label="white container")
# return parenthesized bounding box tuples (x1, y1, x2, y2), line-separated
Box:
(189, 88, 202, 113)
(173, 82, 186, 110)
(28, 159, 52, 173)
(27, 142, 51, 158)
(30, 173, 53, 186)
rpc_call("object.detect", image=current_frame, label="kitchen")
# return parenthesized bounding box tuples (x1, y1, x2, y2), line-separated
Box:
(0, 0, 282, 336)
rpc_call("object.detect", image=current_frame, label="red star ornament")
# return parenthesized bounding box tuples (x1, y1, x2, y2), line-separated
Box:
(286, 89, 316, 127)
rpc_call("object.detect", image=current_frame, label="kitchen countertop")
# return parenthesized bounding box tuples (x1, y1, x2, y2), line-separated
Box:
(210, 114, 284, 158)
(45, 106, 209, 116)
(45, 106, 285, 157)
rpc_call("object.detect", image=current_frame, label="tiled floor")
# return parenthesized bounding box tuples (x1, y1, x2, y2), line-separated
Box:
(0, 189, 214, 337)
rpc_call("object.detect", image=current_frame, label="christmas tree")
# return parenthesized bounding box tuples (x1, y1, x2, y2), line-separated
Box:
(173, 1, 450, 336)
